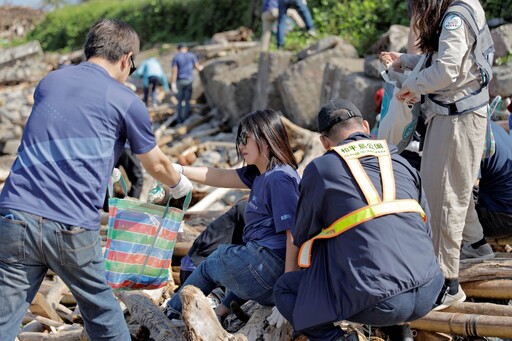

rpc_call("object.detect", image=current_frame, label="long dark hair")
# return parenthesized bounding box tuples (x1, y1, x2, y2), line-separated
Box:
(411, 0, 454, 53)
(236, 109, 297, 170)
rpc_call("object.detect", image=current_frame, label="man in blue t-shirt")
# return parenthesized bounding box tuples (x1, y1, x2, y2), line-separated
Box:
(462, 121, 512, 258)
(171, 43, 203, 124)
(0, 19, 192, 341)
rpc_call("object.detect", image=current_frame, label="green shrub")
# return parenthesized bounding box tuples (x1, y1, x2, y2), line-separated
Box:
(26, 0, 512, 56)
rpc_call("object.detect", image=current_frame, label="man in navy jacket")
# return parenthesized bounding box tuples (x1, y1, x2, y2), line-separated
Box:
(273, 99, 443, 341)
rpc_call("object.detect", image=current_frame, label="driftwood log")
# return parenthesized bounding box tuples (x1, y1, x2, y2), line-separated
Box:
(180, 285, 247, 341)
(409, 311, 512, 338)
(280, 116, 324, 175)
(17, 328, 83, 341)
(458, 256, 512, 283)
(118, 291, 186, 341)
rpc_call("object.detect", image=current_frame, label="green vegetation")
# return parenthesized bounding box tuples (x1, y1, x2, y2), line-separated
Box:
(26, 0, 512, 55)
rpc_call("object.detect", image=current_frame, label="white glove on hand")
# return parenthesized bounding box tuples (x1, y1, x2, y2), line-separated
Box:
(172, 163, 184, 175)
(267, 306, 287, 328)
(111, 168, 122, 182)
(169, 175, 192, 199)
(171, 83, 178, 94)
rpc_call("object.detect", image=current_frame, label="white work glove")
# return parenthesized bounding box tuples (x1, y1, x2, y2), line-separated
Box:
(111, 168, 122, 182)
(169, 175, 192, 199)
(267, 306, 287, 328)
(171, 83, 178, 94)
(172, 163, 184, 175)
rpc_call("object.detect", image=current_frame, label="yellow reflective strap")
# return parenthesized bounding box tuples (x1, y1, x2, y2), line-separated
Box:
(298, 199, 426, 268)
(345, 158, 381, 205)
(378, 153, 395, 202)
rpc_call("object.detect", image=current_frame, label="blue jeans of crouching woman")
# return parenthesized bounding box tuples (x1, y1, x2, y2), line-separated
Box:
(0, 208, 130, 341)
(166, 241, 285, 316)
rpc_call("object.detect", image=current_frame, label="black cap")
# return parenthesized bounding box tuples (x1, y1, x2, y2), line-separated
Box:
(317, 99, 363, 133)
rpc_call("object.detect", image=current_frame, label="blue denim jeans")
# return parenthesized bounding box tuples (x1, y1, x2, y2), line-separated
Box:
(176, 79, 193, 123)
(167, 242, 284, 314)
(277, 0, 315, 48)
(0, 208, 130, 341)
(274, 270, 444, 341)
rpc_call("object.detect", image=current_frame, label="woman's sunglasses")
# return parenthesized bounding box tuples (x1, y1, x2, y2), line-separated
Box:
(236, 130, 248, 146)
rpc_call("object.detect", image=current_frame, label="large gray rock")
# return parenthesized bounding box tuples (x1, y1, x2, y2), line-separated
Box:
(322, 59, 382, 127)
(206, 63, 259, 125)
(200, 47, 260, 112)
(252, 51, 293, 113)
(278, 47, 363, 130)
(364, 55, 383, 79)
(296, 36, 358, 61)
(491, 24, 512, 59)
(368, 25, 410, 54)
(489, 63, 512, 98)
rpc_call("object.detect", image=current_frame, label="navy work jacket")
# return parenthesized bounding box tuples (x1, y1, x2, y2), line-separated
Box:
(292, 133, 440, 331)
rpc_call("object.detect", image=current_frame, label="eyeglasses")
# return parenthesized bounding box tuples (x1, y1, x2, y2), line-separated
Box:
(129, 55, 137, 75)
(236, 130, 248, 146)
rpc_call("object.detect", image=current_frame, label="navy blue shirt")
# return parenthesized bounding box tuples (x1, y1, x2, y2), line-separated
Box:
(292, 133, 440, 330)
(0, 62, 156, 230)
(172, 52, 198, 82)
(236, 164, 300, 258)
(479, 122, 512, 213)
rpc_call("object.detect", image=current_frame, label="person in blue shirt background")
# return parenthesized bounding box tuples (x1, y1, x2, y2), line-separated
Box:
(171, 44, 203, 123)
(462, 121, 512, 258)
(277, 0, 316, 49)
(133, 57, 170, 108)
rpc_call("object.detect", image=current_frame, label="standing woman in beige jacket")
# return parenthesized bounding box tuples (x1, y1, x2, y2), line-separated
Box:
(380, 0, 494, 310)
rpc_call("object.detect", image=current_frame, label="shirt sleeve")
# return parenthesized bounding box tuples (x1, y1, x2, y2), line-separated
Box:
(404, 14, 472, 95)
(268, 172, 299, 233)
(124, 98, 157, 155)
(236, 165, 259, 188)
(293, 161, 326, 246)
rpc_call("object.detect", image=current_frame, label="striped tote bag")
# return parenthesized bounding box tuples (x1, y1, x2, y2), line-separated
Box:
(104, 173, 191, 290)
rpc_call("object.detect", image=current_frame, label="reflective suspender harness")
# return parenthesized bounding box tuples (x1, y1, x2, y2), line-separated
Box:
(297, 140, 427, 268)
(425, 0, 495, 116)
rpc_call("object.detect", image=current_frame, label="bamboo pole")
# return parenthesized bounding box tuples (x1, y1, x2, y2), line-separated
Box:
(410, 311, 512, 338)
(443, 302, 512, 316)
(462, 279, 512, 299)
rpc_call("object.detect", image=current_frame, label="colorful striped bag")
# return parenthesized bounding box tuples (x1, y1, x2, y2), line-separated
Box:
(104, 173, 191, 290)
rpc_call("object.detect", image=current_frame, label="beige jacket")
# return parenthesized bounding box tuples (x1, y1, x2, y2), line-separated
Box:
(401, 0, 488, 121)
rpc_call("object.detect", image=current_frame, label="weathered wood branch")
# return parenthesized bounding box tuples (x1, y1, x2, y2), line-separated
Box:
(458, 257, 512, 283)
(17, 329, 83, 341)
(180, 285, 247, 341)
(118, 291, 186, 341)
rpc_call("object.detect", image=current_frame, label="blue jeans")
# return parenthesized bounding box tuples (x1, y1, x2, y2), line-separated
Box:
(0, 209, 130, 341)
(176, 79, 193, 123)
(167, 242, 284, 314)
(274, 270, 444, 341)
(277, 0, 315, 48)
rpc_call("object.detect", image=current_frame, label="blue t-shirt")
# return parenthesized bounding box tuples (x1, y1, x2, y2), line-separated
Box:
(0, 62, 156, 230)
(236, 164, 300, 257)
(171, 52, 198, 82)
(479, 121, 512, 213)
